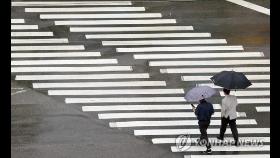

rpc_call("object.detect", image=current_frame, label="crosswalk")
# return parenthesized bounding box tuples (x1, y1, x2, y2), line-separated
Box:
(71, 26, 194, 32)
(134, 128, 270, 135)
(197, 83, 270, 89)
(152, 137, 270, 144)
(86, 32, 211, 39)
(182, 75, 270, 81)
(98, 112, 247, 119)
(11, 1, 269, 157)
(11, 19, 25, 23)
(33, 81, 167, 88)
(11, 38, 69, 44)
(82, 104, 221, 112)
(12, 1, 133, 6)
(55, 19, 177, 25)
(102, 39, 227, 46)
(11, 45, 85, 51)
(40, 13, 163, 19)
(160, 67, 270, 73)
(15, 73, 150, 80)
(149, 59, 269, 66)
(109, 119, 257, 127)
(117, 45, 244, 52)
(11, 31, 53, 37)
(25, 7, 146, 12)
(11, 25, 38, 30)
(11, 66, 133, 73)
(11, 52, 101, 58)
(134, 52, 264, 59)
(185, 155, 270, 158)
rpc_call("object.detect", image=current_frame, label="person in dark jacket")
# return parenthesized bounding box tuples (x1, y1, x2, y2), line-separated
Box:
(192, 98, 214, 154)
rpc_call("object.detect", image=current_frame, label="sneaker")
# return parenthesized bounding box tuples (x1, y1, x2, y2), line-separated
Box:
(216, 136, 224, 141)
(202, 148, 212, 154)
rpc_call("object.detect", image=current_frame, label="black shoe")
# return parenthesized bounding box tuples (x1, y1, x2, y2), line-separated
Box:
(217, 136, 224, 141)
(202, 148, 212, 154)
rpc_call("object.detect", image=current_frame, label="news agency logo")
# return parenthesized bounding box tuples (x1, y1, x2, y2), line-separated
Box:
(175, 134, 265, 152)
(175, 134, 192, 151)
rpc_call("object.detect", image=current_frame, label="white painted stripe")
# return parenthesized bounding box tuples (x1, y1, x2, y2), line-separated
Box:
(226, 0, 270, 15)
(161, 67, 270, 73)
(11, 32, 53, 37)
(25, 7, 145, 12)
(48, 89, 184, 95)
(11, 25, 38, 30)
(11, 45, 84, 51)
(237, 98, 270, 104)
(220, 90, 270, 96)
(152, 137, 270, 144)
(150, 59, 270, 66)
(11, 90, 28, 95)
(41, 13, 161, 19)
(13, 1, 132, 6)
(197, 83, 270, 88)
(16, 73, 149, 80)
(71, 26, 194, 32)
(103, 39, 227, 46)
(65, 97, 185, 103)
(98, 112, 246, 119)
(134, 52, 264, 59)
(11, 52, 100, 58)
(182, 75, 270, 81)
(256, 106, 270, 112)
(134, 128, 270, 136)
(172, 145, 270, 152)
(167, 0, 195, 2)
(11, 38, 68, 44)
(11, 59, 117, 65)
(82, 104, 221, 111)
(86, 33, 211, 39)
(12, 66, 131, 72)
(117, 46, 244, 52)
(33, 81, 166, 89)
(55, 19, 176, 25)
(187, 155, 270, 158)
(110, 119, 256, 127)
(11, 19, 25, 23)
(11, 87, 24, 90)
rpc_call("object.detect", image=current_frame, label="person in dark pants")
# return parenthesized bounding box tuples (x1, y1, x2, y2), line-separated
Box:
(217, 88, 239, 146)
(192, 98, 214, 154)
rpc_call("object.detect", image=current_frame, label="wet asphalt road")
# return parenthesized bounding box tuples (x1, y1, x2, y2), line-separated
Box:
(11, 0, 270, 158)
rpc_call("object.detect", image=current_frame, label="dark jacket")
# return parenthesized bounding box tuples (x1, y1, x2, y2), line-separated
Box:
(195, 99, 214, 121)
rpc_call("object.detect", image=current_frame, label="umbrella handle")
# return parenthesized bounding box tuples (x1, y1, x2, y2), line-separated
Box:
(191, 104, 196, 112)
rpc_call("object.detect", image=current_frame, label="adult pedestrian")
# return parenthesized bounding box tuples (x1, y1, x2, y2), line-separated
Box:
(217, 88, 239, 146)
(192, 98, 214, 154)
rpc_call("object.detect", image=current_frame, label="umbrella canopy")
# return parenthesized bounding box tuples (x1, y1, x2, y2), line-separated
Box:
(185, 86, 217, 102)
(210, 71, 252, 89)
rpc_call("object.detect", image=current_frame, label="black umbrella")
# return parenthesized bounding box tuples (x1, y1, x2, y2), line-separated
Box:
(210, 71, 252, 89)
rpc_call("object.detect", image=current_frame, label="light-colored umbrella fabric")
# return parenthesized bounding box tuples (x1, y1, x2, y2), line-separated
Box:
(185, 86, 217, 102)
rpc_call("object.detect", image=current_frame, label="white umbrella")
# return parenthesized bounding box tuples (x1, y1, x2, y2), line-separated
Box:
(185, 86, 217, 102)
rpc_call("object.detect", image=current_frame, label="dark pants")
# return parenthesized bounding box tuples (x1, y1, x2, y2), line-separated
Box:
(219, 117, 239, 142)
(198, 120, 211, 149)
